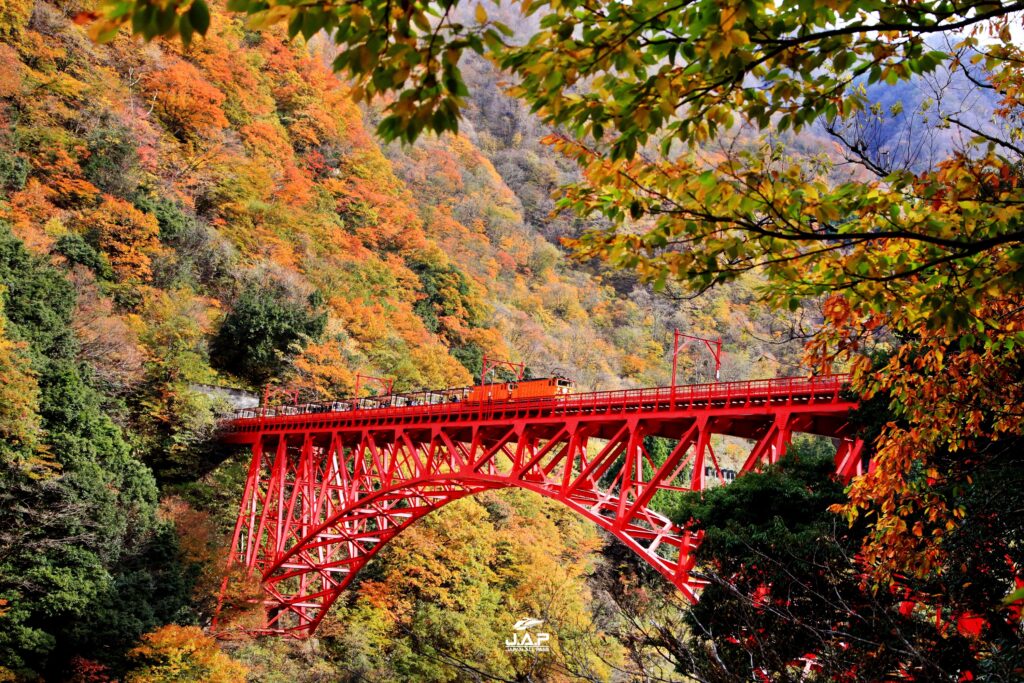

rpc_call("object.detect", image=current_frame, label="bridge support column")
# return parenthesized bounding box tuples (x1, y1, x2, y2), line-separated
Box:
(834, 438, 867, 481)
(230, 439, 262, 571)
(690, 417, 711, 490)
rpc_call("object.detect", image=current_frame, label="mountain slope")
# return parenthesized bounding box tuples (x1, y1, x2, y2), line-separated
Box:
(0, 2, 802, 678)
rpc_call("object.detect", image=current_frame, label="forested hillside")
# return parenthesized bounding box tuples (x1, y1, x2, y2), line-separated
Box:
(6, 0, 1023, 678)
(0, 1, 802, 679)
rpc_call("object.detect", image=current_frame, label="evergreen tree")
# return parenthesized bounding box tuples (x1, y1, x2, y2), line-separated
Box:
(211, 282, 327, 385)
(0, 222, 194, 679)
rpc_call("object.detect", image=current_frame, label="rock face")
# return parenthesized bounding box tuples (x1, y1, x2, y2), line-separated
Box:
(189, 383, 259, 410)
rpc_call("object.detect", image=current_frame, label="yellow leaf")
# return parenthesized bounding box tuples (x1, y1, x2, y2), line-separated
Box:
(728, 29, 749, 46)
(719, 3, 747, 32)
(708, 34, 732, 60)
(475, 4, 487, 23)
(721, 7, 737, 32)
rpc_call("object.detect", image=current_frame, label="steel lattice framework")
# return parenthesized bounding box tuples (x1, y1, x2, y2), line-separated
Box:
(218, 375, 864, 636)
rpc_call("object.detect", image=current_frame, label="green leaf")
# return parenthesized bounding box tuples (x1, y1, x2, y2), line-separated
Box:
(287, 12, 303, 39)
(179, 13, 194, 47)
(156, 4, 176, 34)
(188, 0, 210, 35)
(1003, 587, 1024, 606)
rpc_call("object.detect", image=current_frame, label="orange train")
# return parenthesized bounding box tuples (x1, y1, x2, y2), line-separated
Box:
(466, 377, 574, 403)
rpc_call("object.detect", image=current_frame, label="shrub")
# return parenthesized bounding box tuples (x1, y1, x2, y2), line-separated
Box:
(124, 625, 246, 683)
(82, 118, 139, 198)
(55, 233, 113, 279)
(211, 281, 326, 385)
(75, 195, 160, 283)
(0, 150, 28, 193)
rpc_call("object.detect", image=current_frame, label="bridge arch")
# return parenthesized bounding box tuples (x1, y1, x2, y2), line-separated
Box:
(218, 377, 863, 636)
(257, 473, 701, 635)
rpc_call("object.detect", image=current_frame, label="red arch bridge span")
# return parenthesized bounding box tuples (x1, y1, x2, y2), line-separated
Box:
(218, 375, 865, 636)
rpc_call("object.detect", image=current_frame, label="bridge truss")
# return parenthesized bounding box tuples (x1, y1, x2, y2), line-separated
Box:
(218, 375, 864, 636)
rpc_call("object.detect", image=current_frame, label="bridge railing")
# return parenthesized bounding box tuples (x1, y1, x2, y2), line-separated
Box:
(225, 374, 851, 426)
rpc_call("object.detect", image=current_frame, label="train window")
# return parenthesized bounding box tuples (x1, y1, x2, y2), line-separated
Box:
(557, 379, 572, 387)
(705, 467, 738, 482)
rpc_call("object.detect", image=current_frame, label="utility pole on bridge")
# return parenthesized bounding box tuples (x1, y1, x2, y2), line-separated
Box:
(353, 373, 394, 398)
(480, 354, 526, 385)
(671, 330, 723, 391)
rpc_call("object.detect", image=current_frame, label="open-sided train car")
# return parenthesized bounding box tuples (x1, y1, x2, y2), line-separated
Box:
(244, 376, 576, 419)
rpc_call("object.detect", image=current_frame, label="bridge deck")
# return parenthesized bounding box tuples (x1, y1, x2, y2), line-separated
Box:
(222, 375, 853, 443)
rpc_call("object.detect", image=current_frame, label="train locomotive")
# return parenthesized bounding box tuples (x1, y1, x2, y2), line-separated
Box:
(466, 376, 574, 403)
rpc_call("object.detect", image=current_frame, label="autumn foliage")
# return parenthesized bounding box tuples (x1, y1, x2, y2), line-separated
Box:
(0, 0, 783, 679)
(0, 291, 39, 452)
(125, 626, 246, 683)
(8, 0, 1022, 679)
(143, 60, 229, 141)
(75, 195, 161, 282)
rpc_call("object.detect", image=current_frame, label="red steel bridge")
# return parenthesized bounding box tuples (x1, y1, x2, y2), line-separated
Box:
(217, 374, 865, 637)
